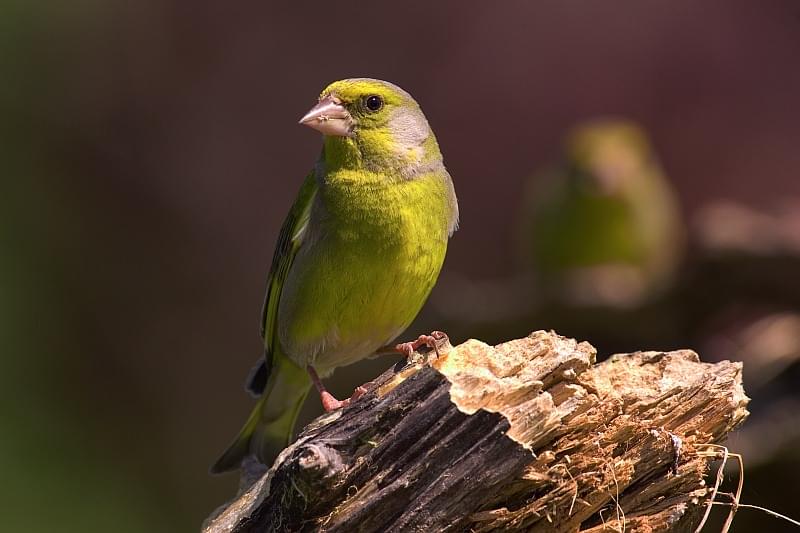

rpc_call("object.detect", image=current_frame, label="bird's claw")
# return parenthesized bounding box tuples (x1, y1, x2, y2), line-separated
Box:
(395, 330, 450, 359)
(319, 385, 368, 412)
(309, 364, 369, 412)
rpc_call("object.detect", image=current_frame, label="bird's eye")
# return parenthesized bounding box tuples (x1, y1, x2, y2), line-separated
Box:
(365, 95, 383, 112)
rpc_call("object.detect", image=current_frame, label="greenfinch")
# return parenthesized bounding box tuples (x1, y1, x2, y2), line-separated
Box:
(523, 119, 683, 308)
(212, 79, 458, 473)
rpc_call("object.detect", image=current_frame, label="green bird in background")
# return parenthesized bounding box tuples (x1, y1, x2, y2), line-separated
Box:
(212, 79, 459, 473)
(523, 119, 683, 308)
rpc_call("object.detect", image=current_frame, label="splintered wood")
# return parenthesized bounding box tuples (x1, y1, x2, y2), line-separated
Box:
(205, 331, 749, 533)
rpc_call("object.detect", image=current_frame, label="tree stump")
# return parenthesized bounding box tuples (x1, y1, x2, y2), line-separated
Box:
(205, 330, 749, 532)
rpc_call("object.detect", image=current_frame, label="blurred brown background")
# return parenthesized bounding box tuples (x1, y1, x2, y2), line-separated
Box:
(3, 1, 800, 531)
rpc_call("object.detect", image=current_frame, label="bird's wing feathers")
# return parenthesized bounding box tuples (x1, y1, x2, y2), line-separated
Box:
(247, 172, 317, 396)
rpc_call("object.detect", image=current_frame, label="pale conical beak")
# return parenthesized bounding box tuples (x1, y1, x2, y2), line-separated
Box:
(298, 95, 353, 137)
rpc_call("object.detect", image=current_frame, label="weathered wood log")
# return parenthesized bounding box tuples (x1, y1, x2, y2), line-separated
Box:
(205, 330, 749, 532)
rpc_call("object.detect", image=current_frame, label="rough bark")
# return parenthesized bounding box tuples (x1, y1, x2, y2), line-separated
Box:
(205, 330, 749, 533)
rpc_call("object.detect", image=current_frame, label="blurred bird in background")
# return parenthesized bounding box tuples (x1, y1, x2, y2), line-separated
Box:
(521, 119, 684, 308)
(432, 119, 686, 350)
(211, 79, 458, 474)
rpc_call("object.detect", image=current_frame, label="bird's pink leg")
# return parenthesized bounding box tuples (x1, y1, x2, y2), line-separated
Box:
(394, 330, 449, 358)
(307, 365, 367, 412)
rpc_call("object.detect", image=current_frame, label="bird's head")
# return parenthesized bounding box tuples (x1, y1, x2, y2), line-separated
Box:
(565, 120, 653, 196)
(299, 78, 442, 178)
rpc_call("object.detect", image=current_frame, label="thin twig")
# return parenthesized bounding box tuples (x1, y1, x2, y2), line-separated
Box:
(711, 502, 800, 528)
(693, 443, 729, 533)
(720, 452, 745, 533)
(608, 459, 625, 533)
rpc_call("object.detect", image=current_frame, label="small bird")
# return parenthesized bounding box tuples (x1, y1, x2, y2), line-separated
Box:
(211, 79, 459, 473)
(522, 119, 683, 308)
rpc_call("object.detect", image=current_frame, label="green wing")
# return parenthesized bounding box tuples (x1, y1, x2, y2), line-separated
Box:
(247, 172, 317, 395)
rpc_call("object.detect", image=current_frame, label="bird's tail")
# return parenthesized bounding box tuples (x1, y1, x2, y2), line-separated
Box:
(210, 352, 311, 474)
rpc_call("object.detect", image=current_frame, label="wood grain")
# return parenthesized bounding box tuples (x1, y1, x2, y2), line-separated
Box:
(205, 330, 748, 533)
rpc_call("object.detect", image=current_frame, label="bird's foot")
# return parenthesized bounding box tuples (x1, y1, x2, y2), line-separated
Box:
(308, 365, 369, 412)
(395, 330, 450, 359)
(318, 385, 368, 412)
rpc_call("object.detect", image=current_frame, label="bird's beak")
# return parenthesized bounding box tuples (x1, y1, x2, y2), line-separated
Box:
(298, 94, 353, 137)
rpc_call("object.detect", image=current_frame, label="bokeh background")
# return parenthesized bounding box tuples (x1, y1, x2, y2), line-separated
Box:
(4, 1, 800, 531)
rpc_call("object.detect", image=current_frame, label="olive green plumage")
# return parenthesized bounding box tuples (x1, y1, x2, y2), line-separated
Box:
(522, 119, 683, 307)
(212, 79, 458, 473)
